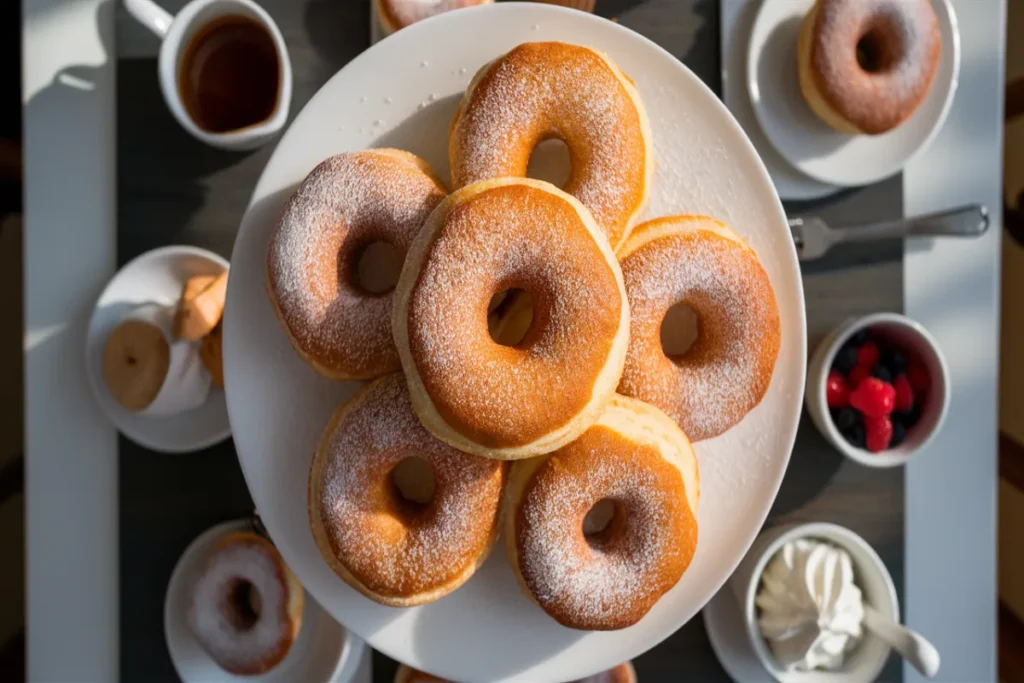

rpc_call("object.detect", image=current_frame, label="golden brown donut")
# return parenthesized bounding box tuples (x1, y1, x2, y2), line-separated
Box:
(505, 395, 699, 631)
(449, 42, 653, 250)
(797, 0, 941, 135)
(188, 531, 303, 676)
(309, 373, 507, 607)
(617, 216, 780, 442)
(266, 149, 447, 380)
(375, 0, 494, 35)
(393, 661, 637, 683)
(393, 177, 629, 460)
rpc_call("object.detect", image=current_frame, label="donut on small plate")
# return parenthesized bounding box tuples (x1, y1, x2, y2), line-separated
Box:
(188, 531, 303, 675)
(797, 0, 942, 135)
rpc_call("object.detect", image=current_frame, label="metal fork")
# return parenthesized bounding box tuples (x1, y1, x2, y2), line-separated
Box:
(789, 204, 989, 261)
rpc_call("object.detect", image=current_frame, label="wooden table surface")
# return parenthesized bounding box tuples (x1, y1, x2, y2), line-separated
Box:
(116, 1, 904, 681)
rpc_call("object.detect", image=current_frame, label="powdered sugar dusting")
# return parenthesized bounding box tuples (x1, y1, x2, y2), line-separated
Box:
(407, 183, 622, 446)
(267, 151, 445, 377)
(618, 224, 780, 441)
(318, 374, 505, 597)
(517, 427, 693, 630)
(450, 43, 648, 247)
(812, 0, 941, 132)
(188, 540, 289, 671)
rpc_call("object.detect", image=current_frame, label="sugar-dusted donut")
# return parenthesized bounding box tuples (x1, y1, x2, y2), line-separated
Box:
(309, 373, 507, 606)
(798, 0, 942, 134)
(188, 531, 303, 675)
(267, 149, 447, 380)
(616, 215, 780, 442)
(505, 395, 699, 631)
(393, 177, 629, 460)
(449, 42, 653, 250)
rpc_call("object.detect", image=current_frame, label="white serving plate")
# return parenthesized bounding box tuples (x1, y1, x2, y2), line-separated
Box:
(747, 0, 960, 187)
(223, 4, 806, 682)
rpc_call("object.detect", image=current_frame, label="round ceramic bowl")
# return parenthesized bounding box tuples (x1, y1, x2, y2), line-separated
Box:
(806, 312, 950, 467)
(729, 522, 899, 683)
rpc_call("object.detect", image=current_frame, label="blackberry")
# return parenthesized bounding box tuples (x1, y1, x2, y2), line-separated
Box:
(844, 423, 866, 449)
(871, 365, 893, 383)
(831, 407, 860, 432)
(890, 421, 907, 448)
(893, 405, 921, 428)
(833, 343, 859, 374)
(881, 348, 907, 376)
(850, 329, 870, 345)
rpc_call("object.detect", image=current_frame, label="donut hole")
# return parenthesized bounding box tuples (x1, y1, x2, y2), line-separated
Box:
(391, 457, 436, 508)
(352, 240, 404, 295)
(661, 302, 700, 360)
(487, 288, 535, 347)
(526, 138, 572, 190)
(583, 498, 622, 549)
(225, 578, 262, 631)
(856, 23, 901, 74)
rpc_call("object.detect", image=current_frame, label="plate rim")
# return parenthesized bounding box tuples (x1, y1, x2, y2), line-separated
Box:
(224, 4, 807, 680)
(745, 0, 961, 187)
(84, 244, 232, 454)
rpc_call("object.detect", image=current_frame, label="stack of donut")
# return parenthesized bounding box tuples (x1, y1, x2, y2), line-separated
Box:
(267, 42, 781, 633)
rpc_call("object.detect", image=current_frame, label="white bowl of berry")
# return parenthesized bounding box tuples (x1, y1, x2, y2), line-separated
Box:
(806, 312, 950, 467)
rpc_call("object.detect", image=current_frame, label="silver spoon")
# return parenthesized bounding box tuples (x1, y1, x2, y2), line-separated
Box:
(790, 204, 989, 261)
(862, 604, 941, 678)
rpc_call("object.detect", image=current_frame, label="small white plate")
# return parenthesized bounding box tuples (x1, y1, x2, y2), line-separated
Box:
(703, 586, 773, 683)
(85, 245, 231, 453)
(747, 0, 960, 187)
(164, 519, 367, 683)
(721, 0, 836, 201)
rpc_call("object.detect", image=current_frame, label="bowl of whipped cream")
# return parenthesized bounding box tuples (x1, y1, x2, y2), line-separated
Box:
(729, 522, 901, 682)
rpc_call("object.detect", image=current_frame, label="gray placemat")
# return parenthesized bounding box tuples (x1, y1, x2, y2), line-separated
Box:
(116, 1, 903, 681)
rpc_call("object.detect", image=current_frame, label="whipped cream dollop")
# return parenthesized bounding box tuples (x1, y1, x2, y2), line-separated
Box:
(755, 538, 865, 672)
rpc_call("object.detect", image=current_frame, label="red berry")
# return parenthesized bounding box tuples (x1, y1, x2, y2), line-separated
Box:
(849, 378, 896, 418)
(893, 373, 914, 412)
(848, 365, 870, 389)
(826, 371, 849, 408)
(864, 416, 893, 452)
(906, 358, 931, 394)
(857, 341, 880, 369)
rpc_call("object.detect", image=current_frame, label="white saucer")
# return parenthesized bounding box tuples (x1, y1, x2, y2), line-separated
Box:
(721, 0, 836, 201)
(164, 519, 367, 683)
(223, 4, 806, 681)
(85, 245, 231, 453)
(747, 0, 960, 187)
(703, 585, 773, 683)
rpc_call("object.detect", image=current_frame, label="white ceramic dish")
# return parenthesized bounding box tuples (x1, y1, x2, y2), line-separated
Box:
(806, 312, 950, 468)
(164, 519, 366, 683)
(222, 4, 806, 681)
(729, 523, 900, 683)
(721, 0, 836, 201)
(85, 245, 231, 453)
(747, 0, 960, 187)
